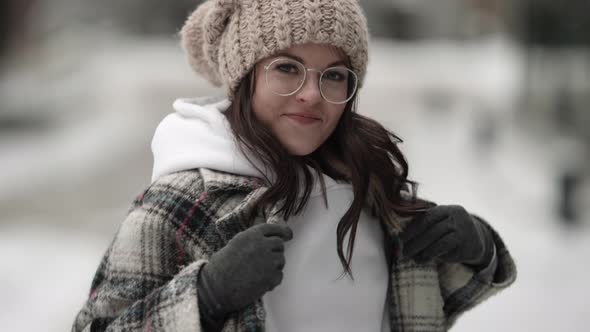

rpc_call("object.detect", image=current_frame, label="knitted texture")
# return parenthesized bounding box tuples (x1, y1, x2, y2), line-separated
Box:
(180, 0, 369, 95)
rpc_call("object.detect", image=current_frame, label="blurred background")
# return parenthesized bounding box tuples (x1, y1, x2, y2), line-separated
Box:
(1, 0, 589, 331)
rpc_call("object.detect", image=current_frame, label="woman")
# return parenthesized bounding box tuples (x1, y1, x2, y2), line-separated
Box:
(73, 0, 516, 331)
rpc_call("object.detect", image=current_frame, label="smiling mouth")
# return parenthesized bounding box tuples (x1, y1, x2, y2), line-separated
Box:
(290, 114, 319, 119)
(285, 114, 321, 124)
(284, 112, 321, 119)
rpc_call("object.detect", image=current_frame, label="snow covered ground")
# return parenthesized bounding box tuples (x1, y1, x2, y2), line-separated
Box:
(1, 37, 589, 331)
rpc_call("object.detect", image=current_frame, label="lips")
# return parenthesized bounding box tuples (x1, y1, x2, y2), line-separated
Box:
(285, 112, 320, 120)
(284, 113, 321, 125)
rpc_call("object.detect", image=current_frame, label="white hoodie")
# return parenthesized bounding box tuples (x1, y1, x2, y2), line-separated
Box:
(151, 97, 390, 332)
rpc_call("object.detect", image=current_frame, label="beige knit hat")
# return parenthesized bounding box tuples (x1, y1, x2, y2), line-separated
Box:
(180, 0, 369, 95)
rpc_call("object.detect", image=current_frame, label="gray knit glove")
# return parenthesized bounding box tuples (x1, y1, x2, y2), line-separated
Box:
(197, 223, 293, 329)
(400, 205, 494, 268)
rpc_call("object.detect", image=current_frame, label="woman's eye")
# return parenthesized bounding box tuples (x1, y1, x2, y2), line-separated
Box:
(325, 71, 346, 81)
(276, 64, 299, 73)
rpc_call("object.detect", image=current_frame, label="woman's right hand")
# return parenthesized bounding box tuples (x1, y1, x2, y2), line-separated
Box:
(197, 223, 293, 319)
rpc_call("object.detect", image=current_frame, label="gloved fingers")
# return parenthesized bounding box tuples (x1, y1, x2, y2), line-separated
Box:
(437, 245, 462, 262)
(413, 232, 458, 263)
(427, 205, 459, 220)
(402, 218, 454, 258)
(256, 223, 293, 241)
(401, 208, 448, 244)
(270, 271, 284, 288)
(275, 255, 285, 270)
(268, 237, 285, 252)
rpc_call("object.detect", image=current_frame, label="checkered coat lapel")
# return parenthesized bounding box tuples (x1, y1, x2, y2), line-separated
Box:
(73, 168, 516, 332)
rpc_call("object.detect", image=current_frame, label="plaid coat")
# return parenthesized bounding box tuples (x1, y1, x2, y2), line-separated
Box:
(73, 168, 516, 332)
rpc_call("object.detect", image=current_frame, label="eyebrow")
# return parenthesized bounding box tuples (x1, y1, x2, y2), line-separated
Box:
(274, 52, 348, 68)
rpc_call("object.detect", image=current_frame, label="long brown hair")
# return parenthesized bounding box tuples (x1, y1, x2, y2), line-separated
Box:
(224, 66, 429, 278)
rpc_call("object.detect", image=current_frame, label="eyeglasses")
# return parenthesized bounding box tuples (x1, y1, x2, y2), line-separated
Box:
(263, 57, 358, 105)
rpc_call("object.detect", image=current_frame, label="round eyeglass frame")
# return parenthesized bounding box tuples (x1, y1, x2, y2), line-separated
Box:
(263, 57, 359, 105)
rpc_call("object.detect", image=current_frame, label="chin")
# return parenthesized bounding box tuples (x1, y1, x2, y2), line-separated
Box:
(285, 142, 320, 156)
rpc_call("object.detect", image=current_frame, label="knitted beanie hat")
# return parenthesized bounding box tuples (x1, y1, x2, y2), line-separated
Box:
(180, 0, 369, 95)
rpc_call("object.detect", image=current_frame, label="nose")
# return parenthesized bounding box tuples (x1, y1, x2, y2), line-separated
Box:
(295, 71, 323, 104)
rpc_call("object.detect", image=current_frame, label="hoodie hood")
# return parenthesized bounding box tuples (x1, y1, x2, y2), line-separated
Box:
(151, 96, 265, 183)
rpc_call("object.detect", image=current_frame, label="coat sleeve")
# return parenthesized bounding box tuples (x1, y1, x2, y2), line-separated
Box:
(72, 174, 218, 332)
(437, 216, 517, 329)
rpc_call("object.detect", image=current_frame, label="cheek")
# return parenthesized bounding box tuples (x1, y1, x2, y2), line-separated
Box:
(252, 89, 279, 126)
(327, 106, 346, 131)
(251, 70, 282, 124)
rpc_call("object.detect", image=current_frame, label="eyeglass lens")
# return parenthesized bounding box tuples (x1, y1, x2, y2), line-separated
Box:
(265, 58, 357, 104)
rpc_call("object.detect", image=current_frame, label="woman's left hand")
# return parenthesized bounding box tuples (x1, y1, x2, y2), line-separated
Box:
(400, 205, 494, 267)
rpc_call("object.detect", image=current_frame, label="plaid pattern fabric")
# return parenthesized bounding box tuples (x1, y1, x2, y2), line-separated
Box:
(73, 168, 516, 332)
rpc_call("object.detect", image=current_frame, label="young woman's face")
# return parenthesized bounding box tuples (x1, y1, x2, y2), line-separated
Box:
(251, 43, 349, 156)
